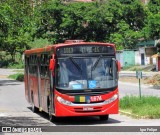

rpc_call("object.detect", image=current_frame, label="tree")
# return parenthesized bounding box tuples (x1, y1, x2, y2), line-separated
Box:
(0, 0, 33, 61)
(34, 0, 123, 43)
(109, 20, 142, 50)
(144, 0, 160, 39)
(0, 0, 153, 61)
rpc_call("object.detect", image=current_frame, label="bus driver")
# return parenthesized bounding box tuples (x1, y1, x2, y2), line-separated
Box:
(59, 61, 72, 87)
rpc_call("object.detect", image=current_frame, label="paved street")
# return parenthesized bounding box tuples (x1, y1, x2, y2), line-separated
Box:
(119, 81, 160, 98)
(119, 71, 159, 77)
(0, 69, 160, 134)
(0, 78, 160, 127)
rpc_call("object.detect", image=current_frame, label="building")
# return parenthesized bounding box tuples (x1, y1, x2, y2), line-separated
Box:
(136, 40, 157, 65)
(116, 50, 137, 68)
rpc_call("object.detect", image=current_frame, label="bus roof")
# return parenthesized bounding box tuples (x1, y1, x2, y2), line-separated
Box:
(24, 40, 115, 55)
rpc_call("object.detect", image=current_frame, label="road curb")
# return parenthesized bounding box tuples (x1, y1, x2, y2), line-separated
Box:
(119, 110, 149, 119)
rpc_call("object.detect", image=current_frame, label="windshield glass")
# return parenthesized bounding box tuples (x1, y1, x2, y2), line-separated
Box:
(56, 57, 118, 90)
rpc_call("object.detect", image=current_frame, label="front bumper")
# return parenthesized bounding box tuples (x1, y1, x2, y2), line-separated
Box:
(55, 99, 118, 117)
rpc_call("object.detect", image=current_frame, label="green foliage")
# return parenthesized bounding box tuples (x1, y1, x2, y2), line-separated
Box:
(120, 96, 160, 118)
(0, 0, 160, 67)
(0, 60, 23, 68)
(147, 14, 160, 39)
(0, 0, 32, 62)
(28, 38, 52, 48)
(122, 65, 142, 71)
(8, 73, 24, 82)
(122, 0, 146, 31)
(34, 0, 147, 49)
(142, 0, 160, 39)
(7, 62, 24, 69)
(148, 0, 160, 14)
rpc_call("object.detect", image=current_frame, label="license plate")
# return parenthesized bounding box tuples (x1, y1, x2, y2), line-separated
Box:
(83, 107, 93, 111)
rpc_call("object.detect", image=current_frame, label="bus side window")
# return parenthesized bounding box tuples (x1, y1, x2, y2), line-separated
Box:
(29, 55, 33, 75)
(28, 55, 37, 76)
(40, 54, 50, 78)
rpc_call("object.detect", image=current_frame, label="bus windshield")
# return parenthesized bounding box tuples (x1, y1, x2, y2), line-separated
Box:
(56, 57, 118, 91)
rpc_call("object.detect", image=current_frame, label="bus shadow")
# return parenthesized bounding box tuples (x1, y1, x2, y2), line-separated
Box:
(27, 107, 121, 125)
(53, 116, 121, 125)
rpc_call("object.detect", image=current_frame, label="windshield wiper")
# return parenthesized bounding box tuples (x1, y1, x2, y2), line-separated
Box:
(70, 57, 82, 74)
(91, 55, 102, 71)
(112, 58, 117, 62)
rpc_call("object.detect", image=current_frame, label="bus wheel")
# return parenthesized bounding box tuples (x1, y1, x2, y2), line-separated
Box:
(49, 110, 55, 122)
(48, 100, 56, 122)
(99, 115, 109, 121)
(48, 107, 57, 122)
(31, 94, 39, 113)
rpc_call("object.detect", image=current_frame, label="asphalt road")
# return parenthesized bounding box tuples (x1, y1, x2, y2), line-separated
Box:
(0, 78, 160, 126)
(0, 68, 160, 134)
(119, 71, 159, 77)
(118, 81, 160, 98)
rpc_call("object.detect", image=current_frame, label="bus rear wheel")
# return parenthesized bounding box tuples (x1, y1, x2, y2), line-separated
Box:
(99, 115, 109, 121)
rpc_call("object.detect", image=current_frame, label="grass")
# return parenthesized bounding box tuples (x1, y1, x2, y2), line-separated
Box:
(122, 65, 143, 71)
(12, 69, 24, 73)
(120, 96, 160, 119)
(122, 65, 156, 72)
(8, 73, 24, 82)
(0, 60, 24, 69)
(0, 51, 24, 69)
(8, 62, 24, 69)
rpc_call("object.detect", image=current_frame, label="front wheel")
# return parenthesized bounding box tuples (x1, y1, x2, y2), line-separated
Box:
(49, 110, 55, 122)
(99, 115, 109, 121)
(48, 99, 56, 122)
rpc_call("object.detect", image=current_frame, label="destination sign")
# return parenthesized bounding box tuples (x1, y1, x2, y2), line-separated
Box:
(56, 45, 114, 55)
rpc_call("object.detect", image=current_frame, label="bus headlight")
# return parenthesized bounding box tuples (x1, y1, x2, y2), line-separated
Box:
(57, 96, 72, 106)
(104, 94, 118, 104)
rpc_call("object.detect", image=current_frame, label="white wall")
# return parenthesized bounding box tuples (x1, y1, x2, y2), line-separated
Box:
(116, 52, 123, 67)
(156, 58, 158, 71)
(145, 57, 150, 65)
(135, 51, 141, 65)
(153, 58, 156, 65)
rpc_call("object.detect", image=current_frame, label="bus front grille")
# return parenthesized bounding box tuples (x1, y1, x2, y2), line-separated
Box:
(74, 107, 102, 113)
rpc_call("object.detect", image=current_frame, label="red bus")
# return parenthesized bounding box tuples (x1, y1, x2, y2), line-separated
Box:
(24, 40, 121, 121)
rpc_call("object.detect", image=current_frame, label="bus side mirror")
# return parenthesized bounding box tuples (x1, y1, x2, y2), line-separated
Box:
(49, 59, 55, 71)
(117, 61, 121, 72)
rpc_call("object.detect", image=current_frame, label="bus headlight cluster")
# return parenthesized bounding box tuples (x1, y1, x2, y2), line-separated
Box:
(57, 96, 72, 106)
(104, 94, 118, 104)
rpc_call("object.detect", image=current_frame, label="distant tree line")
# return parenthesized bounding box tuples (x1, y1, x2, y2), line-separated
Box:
(0, 0, 159, 63)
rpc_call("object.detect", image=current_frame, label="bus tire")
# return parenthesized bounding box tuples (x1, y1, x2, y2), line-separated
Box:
(49, 110, 55, 122)
(99, 115, 109, 121)
(48, 98, 56, 122)
(48, 107, 57, 122)
(31, 93, 39, 113)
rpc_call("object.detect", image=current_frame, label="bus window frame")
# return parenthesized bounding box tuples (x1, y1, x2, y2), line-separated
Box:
(40, 53, 51, 78)
(28, 54, 38, 76)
